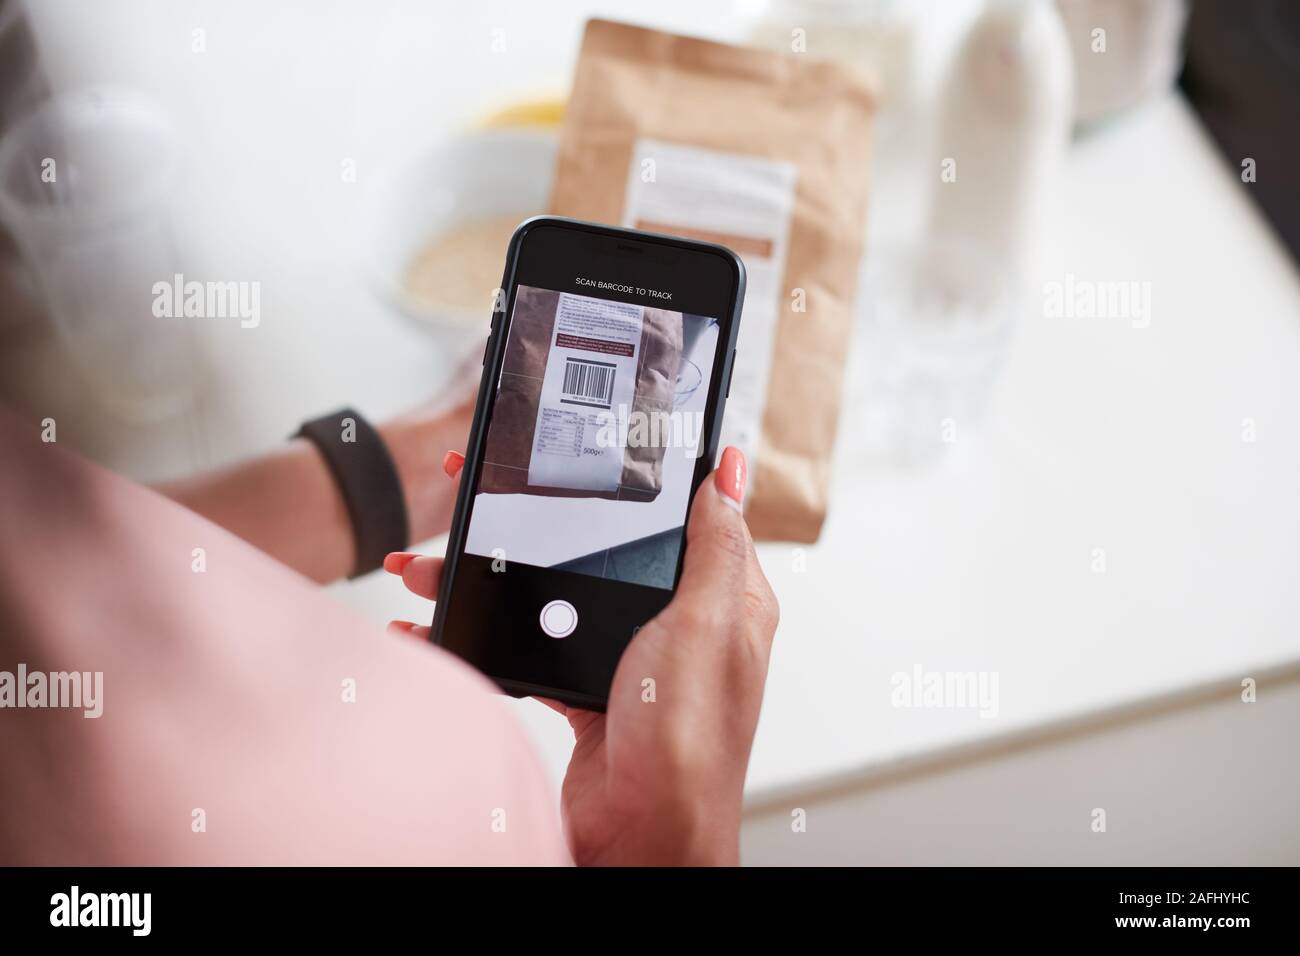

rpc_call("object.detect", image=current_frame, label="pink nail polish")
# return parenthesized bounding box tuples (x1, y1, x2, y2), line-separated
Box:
(383, 552, 417, 574)
(716, 446, 746, 510)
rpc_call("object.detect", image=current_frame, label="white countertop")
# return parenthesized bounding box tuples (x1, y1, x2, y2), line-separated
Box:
(8, 1, 1299, 799)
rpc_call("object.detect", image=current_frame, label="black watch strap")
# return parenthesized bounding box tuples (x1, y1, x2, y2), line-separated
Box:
(296, 408, 409, 578)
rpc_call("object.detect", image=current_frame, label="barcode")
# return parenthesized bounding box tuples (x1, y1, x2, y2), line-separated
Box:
(561, 358, 616, 408)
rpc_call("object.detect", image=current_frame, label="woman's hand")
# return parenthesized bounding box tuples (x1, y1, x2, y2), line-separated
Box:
(385, 446, 779, 866)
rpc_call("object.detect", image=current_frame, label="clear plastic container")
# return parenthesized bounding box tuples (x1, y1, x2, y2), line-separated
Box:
(846, 239, 1016, 464)
(0, 89, 203, 419)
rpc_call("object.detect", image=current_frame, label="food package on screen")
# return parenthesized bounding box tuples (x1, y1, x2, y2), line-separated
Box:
(549, 19, 875, 542)
(480, 286, 683, 502)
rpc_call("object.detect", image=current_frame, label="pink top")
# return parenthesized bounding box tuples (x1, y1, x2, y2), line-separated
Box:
(0, 405, 570, 865)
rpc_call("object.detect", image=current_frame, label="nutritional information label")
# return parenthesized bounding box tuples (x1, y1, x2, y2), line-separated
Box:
(534, 407, 585, 458)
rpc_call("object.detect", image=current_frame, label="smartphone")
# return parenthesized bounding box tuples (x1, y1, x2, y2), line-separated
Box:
(431, 216, 746, 710)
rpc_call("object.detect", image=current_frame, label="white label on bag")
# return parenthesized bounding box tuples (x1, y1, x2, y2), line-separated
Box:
(527, 292, 643, 492)
(621, 138, 797, 467)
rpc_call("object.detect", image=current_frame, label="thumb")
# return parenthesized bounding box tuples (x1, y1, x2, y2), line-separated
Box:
(672, 446, 753, 613)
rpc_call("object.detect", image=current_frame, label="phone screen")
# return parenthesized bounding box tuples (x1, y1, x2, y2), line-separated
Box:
(434, 220, 743, 707)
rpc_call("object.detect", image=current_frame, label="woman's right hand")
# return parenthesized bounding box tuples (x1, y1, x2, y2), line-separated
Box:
(548, 446, 779, 865)
(387, 445, 779, 866)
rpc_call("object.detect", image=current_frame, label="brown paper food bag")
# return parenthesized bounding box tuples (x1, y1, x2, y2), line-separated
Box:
(480, 286, 683, 502)
(549, 19, 875, 542)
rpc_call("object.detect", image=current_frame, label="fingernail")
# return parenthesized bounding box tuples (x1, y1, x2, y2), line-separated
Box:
(383, 552, 417, 574)
(386, 620, 418, 637)
(442, 450, 465, 478)
(716, 446, 746, 513)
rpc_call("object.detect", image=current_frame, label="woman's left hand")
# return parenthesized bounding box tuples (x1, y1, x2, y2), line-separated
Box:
(383, 450, 465, 639)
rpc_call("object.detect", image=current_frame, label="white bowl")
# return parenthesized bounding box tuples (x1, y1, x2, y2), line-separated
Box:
(358, 128, 557, 334)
